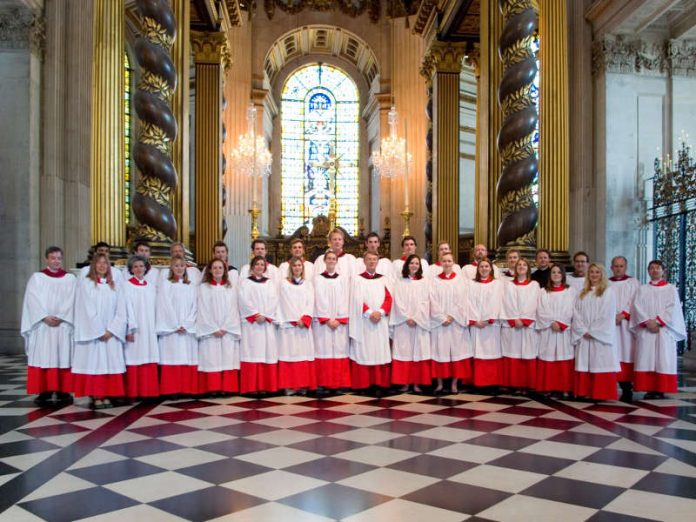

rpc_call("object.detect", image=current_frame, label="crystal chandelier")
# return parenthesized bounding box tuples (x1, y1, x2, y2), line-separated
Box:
(372, 106, 414, 236)
(230, 103, 272, 239)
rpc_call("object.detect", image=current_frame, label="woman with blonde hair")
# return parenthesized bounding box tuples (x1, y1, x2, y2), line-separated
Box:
(572, 263, 619, 400)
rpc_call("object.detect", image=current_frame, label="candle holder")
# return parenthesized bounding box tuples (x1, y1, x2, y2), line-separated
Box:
(400, 208, 414, 237)
(249, 206, 262, 240)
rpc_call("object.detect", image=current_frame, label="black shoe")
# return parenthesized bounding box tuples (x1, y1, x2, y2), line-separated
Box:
(34, 392, 52, 406)
(619, 391, 633, 404)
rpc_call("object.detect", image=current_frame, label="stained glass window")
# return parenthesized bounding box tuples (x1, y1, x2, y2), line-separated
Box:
(124, 51, 133, 224)
(281, 64, 360, 235)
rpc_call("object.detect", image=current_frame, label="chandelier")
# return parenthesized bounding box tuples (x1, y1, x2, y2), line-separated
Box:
(372, 106, 414, 235)
(230, 103, 272, 239)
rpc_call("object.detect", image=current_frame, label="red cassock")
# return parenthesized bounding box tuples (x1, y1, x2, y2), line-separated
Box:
(609, 275, 640, 382)
(468, 277, 504, 387)
(123, 276, 159, 398)
(500, 279, 540, 389)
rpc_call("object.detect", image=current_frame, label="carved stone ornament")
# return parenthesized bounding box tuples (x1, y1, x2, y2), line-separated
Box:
(420, 41, 467, 80)
(668, 39, 696, 78)
(191, 31, 229, 66)
(0, 6, 44, 57)
(592, 35, 668, 77)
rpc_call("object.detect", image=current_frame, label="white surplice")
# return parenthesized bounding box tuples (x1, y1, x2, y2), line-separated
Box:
(21, 271, 76, 368)
(392, 257, 430, 280)
(468, 279, 504, 359)
(567, 274, 586, 292)
(429, 273, 472, 362)
(500, 280, 541, 359)
(277, 279, 315, 362)
(572, 286, 619, 373)
(238, 277, 279, 363)
(536, 286, 577, 361)
(156, 279, 198, 365)
(196, 282, 241, 372)
(313, 272, 350, 359)
(609, 276, 640, 365)
(72, 278, 127, 375)
(390, 277, 431, 362)
(349, 274, 392, 365)
(239, 263, 280, 284)
(630, 282, 686, 375)
(123, 277, 159, 365)
(462, 263, 502, 281)
(277, 260, 315, 282)
(427, 262, 462, 280)
(314, 252, 357, 281)
(354, 257, 395, 282)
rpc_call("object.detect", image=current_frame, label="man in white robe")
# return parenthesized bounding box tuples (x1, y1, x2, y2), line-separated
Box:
(21, 246, 76, 405)
(80, 242, 124, 285)
(314, 228, 357, 280)
(609, 255, 640, 402)
(159, 242, 201, 285)
(354, 232, 394, 280)
(349, 252, 392, 393)
(239, 239, 280, 282)
(278, 239, 315, 281)
(499, 249, 520, 281)
(462, 244, 501, 280)
(121, 241, 159, 285)
(567, 251, 590, 291)
(427, 241, 462, 279)
(392, 235, 429, 277)
(211, 240, 239, 286)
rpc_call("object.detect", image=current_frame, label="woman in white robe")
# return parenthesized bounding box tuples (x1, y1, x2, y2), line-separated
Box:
(390, 255, 432, 393)
(572, 263, 619, 401)
(156, 256, 198, 396)
(468, 259, 505, 388)
(277, 257, 317, 394)
(22, 246, 76, 403)
(501, 258, 540, 390)
(72, 254, 127, 408)
(536, 264, 577, 395)
(426, 241, 462, 279)
(123, 255, 159, 398)
(197, 259, 241, 395)
(429, 253, 472, 394)
(313, 251, 351, 390)
(630, 260, 687, 398)
(239, 256, 279, 394)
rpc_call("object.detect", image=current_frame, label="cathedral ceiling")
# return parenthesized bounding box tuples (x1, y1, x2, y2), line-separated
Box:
(588, 0, 696, 40)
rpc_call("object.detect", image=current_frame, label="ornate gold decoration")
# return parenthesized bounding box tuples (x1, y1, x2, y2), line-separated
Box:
(264, 0, 381, 23)
(142, 16, 174, 49)
(421, 41, 467, 78)
(135, 223, 170, 242)
(137, 177, 171, 206)
(501, 0, 538, 20)
(499, 185, 534, 214)
(191, 30, 228, 65)
(501, 35, 535, 67)
(500, 135, 534, 164)
(139, 122, 171, 154)
(501, 84, 534, 113)
(138, 70, 172, 100)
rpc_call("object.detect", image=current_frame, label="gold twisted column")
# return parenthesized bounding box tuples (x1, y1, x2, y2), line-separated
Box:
(496, 0, 539, 259)
(538, 0, 570, 263)
(476, 0, 504, 251)
(192, 31, 227, 262)
(171, 0, 190, 247)
(90, 0, 125, 249)
(421, 42, 466, 261)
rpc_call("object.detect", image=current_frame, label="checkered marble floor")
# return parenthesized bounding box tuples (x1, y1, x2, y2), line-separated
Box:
(2, 355, 696, 521)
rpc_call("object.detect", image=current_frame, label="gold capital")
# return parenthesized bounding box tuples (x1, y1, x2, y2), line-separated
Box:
(191, 30, 231, 69)
(420, 41, 467, 79)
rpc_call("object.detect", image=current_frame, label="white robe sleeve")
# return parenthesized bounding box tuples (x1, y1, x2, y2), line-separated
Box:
(106, 287, 128, 343)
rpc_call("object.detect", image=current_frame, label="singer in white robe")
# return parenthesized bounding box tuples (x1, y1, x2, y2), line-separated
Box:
(72, 269, 128, 400)
(313, 260, 351, 389)
(427, 260, 462, 279)
(392, 255, 429, 278)
(536, 267, 577, 393)
(572, 264, 619, 400)
(390, 258, 432, 388)
(156, 264, 198, 395)
(429, 265, 473, 386)
(501, 262, 540, 389)
(630, 270, 686, 394)
(468, 260, 504, 387)
(354, 256, 395, 281)
(239, 257, 280, 393)
(277, 263, 317, 391)
(349, 253, 392, 389)
(196, 269, 241, 394)
(21, 256, 76, 397)
(123, 258, 159, 398)
(609, 274, 640, 383)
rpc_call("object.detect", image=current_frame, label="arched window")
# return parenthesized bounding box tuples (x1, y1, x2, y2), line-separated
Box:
(280, 63, 360, 235)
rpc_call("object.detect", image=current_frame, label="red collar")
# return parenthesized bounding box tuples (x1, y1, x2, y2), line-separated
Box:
(209, 279, 224, 286)
(321, 271, 339, 279)
(609, 275, 631, 282)
(400, 255, 407, 261)
(360, 271, 382, 279)
(128, 276, 147, 286)
(42, 268, 67, 278)
(650, 280, 668, 287)
(470, 261, 478, 266)
(438, 272, 456, 280)
(336, 250, 346, 258)
(549, 284, 567, 292)
(513, 279, 530, 286)
(477, 276, 493, 284)
(435, 261, 442, 266)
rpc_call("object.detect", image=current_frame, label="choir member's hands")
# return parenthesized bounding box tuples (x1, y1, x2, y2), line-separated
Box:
(407, 319, 416, 327)
(646, 319, 660, 333)
(327, 319, 340, 330)
(615, 312, 624, 325)
(297, 321, 307, 329)
(99, 331, 113, 341)
(176, 326, 187, 333)
(514, 319, 524, 328)
(254, 315, 267, 324)
(583, 332, 592, 339)
(476, 320, 488, 328)
(213, 330, 225, 337)
(43, 316, 62, 327)
(551, 321, 562, 332)
(126, 333, 135, 342)
(442, 315, 454, 326)
(369, 311, 382, 323)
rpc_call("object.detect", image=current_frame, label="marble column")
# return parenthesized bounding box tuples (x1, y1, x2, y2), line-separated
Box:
(0, 4, 44, 353)
(192, 30, 227, 263)
(421, 41, 467, 260)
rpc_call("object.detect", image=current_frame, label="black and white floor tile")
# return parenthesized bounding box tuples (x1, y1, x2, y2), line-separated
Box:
(2, 354, 696, 521)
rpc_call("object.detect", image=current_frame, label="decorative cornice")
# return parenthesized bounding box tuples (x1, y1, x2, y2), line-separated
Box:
(420, 41, 467, 79)
(591, 35, 667, 77)
(191, 30, 231, 70)
(413, 0, 437, 36)
(668, 39, 696, 78)
(0, 7, 44, 57)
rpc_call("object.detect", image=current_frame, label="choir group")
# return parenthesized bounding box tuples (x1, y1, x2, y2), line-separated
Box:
(21, 228, 687, 410)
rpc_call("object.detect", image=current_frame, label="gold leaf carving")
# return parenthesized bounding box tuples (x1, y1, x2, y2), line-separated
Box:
(138, 70, 172, 100)
(142, 16, 173, 50)
(136, 223, 169, 242)
(139, 122, 171, 154)
(136, 176, 171, 206)
(500, 185, 534, 214)
(501, 0, 538, 20)
(501, 84, 534, 114)
(501, 35, 535, 68)
(500, 134, 535, 164)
